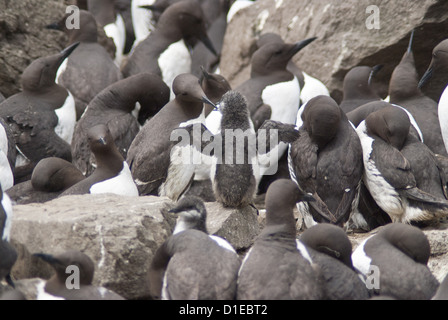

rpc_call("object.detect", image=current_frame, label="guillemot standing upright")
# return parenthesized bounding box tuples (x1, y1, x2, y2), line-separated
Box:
(148, 196, 240, 300)
(0, 43, 79, 183)
(126, 73, 216, 200)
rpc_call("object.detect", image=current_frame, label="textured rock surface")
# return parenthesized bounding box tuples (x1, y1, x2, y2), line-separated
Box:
(220, 0, 448, 102)
(0, 0, 115, 98)
(0, 0, 67, 97)
(8, 194, 259, 300)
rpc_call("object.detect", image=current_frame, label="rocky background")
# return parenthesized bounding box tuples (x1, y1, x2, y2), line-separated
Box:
(1, 0, 448, 299)
(220, 0, 448, 102)
(2, 0, 448, 101)
(0, 0, 113, 97)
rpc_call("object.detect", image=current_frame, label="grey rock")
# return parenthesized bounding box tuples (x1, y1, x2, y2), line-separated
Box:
(0, 0, 67, 97)
(220, 0, 448, 103)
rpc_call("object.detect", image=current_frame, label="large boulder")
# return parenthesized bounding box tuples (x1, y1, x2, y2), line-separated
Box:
(220, 0, 448, 102)
(8, 194, 259, 300)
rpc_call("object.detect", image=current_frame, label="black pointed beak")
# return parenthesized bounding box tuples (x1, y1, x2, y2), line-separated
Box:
(369, 64, 384, 86)
(202, 95, 217, 109)
(419, 64, 434, 89)
(407, 29, 415, 54)
(33, 253, 62, 266)
(139, 5, 164, 12)
(98, 137, 106, 145)
(289, 37, 318, 57)
(46, 22, 62, 31)
(372, 64, 384, 76)
(168, 208, 180, 214)
(300, 193, 316, 203)
(201, 66, 212, 80)
(199, 34, 218, 56)
(60, 42, 80, 61)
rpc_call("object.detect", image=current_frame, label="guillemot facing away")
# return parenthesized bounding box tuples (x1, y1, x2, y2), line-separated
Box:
(289, 95, 363, 229)
(356, 106, 448, 224)
(299, 223, 370, 300)
(352, 223, 439, 299)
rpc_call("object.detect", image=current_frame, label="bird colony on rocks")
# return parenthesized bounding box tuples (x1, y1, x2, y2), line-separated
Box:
(1, 0, 448, 301)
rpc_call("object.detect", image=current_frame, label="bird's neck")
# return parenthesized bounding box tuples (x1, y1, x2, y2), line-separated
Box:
(94, 149, 124, 177)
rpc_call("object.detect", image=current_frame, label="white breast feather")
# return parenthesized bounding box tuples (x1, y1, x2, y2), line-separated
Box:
(90, 161, 139, 196)
(351, 236, 373, 276)
(205, 109, 222, 135)
(300, 72, 330, 105)
(238, 247, 253, 279)
(296, 239, 313, 264)
(162, 272, 169, 300)
(261, 77, 300, 125)
(159, 40, 192, 100)
(0, 150, 13, 191)
(258, 78, 300, 179)
(294, 101, 308, 129)
(438, 87, 448, 152)
(104, 13, 126, 66)
(227, 0, 254, 22)
(391, 104, 424, 142)
(159, 144, 196, 201)
(131, 0, 155, 49)
(36, 280, 65, 300)
(56, 58, 68, 85)
(0, 124, 8, 157)
(54, 91, 76, 144)
(209, 235, 237, 253)
(1, 191, 13, 241)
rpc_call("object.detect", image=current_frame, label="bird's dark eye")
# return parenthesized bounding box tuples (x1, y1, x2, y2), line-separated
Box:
(275, 50, 282, 55)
